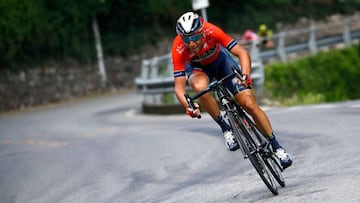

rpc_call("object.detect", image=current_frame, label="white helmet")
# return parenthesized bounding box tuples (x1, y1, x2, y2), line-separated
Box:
(176, 12, 203, 37)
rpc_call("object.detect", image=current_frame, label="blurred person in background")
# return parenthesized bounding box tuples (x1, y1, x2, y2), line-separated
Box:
(241, 29, 259, 43)
(257, 24, 274, 48)
(241, 29, 259, 49)
(171, 12, 292, 168)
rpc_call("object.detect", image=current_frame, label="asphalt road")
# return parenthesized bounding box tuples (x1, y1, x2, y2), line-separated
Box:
(1, 91, 359, 203)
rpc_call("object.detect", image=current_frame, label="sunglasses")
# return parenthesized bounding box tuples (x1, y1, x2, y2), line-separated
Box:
(182, 33, 203, 43)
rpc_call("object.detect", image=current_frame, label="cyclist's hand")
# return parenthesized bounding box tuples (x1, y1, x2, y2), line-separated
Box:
(186, 103, 200, 118)
(242, 74, 253, 87)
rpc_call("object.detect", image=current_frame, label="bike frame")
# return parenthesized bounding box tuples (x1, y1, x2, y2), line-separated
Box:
(185, 68, 285, 195)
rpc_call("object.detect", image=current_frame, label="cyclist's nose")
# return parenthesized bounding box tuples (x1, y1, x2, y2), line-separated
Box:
(188, 41, 198, 48)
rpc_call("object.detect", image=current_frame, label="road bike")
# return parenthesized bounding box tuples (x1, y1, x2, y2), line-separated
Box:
(185, 68, 285, 195)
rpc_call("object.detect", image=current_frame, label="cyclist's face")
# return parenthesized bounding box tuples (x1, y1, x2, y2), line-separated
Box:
(182, 33, 204, 54)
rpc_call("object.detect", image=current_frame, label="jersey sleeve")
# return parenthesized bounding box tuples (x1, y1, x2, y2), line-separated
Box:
(171, 36, 188, 77)
(206, 22, 237, 51)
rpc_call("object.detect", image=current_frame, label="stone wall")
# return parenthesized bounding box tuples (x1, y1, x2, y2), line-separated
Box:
(0, 57, 141, 113)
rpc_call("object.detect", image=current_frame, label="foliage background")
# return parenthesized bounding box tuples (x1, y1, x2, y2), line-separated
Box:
(1, 0, 359, 71)
(264, 45, 360, 105)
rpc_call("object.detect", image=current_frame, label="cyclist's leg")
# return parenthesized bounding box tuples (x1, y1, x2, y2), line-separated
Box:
(214, 49, 275, 139)
(218, 50, 286, 149)
(216, 48, 292, 166)
(187, 68, 231, 133)
(234, 90, 273, 137)
(188, 71, 218, 117)
(233, 83, 292, 167)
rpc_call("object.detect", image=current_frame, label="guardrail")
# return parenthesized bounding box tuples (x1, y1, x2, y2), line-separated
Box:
(260, 18, 360, 63)
(135, 17, 360, 108)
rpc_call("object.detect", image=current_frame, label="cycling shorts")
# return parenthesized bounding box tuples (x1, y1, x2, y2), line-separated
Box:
(186, 46, 249, 95)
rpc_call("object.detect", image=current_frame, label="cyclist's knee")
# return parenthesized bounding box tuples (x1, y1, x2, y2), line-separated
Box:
(189, 73, 209, 92)
(236, 91, 259, 115)
(191, 83, 207, 92)
(242, 100, 259, 115)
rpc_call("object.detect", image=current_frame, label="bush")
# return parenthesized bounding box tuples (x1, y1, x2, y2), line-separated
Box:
(264, 45, 360, 105)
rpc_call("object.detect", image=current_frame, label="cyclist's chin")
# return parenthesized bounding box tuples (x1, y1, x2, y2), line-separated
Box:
(190, 47, 201, 54)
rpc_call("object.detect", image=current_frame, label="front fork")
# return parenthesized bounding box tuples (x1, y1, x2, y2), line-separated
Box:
(216, 89, 249, 159)
(216, 88, 269, 159)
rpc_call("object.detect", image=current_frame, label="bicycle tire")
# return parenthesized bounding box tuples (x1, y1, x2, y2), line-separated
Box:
(250, 151, 279, 195)
(227, 111, 251, 158)
(264, 155, 285, 187)
(246, 117, 286, 187)
(240, 125, 279, 195)
(227, 111, 279, 195)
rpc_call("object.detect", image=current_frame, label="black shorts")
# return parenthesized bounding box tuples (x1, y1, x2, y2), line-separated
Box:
(186, 47, 249, 95)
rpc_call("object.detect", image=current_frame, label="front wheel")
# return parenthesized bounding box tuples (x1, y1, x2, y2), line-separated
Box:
(247, 118, 285, 187)
(227, 112, 279, 195)
(264, 153, 285, 187)
(248, 151, 279, 195)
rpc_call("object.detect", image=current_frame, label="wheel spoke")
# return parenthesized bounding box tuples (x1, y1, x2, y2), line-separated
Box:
(227, 112, 280, 195)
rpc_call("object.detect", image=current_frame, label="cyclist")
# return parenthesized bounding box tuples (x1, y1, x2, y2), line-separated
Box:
(171, 12, 292, 168)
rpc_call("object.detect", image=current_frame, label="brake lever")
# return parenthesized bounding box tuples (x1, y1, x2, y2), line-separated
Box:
(184, 94, 201, 119)
(231, 67, 252, 88)
(231, 67, 243, 82)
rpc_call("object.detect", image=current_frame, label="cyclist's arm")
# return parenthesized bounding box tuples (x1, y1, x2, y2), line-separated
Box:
(229, 44, 252, 75)
(172, 36, 191, 108)
(174, 76, 188, 108)
(207, 23, 252, 75)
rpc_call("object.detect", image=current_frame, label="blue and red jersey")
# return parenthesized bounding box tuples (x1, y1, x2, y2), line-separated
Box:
(171, 22, 237, 77)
